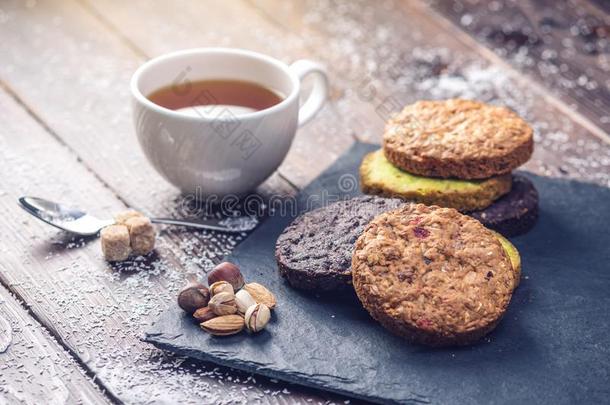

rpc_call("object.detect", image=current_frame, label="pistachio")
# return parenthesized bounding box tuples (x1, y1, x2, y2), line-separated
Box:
(208, 262, 245, 291)
(201, 315, 244, 336)
(235, 289, 257, 314)
(243, 283, 276, 310)
(177, 282, 210, 314)
(208, 291, 237, 316)
(209, 281, 234, 297)
(244, 303, 271, 333)
(192, 306, 216, 323)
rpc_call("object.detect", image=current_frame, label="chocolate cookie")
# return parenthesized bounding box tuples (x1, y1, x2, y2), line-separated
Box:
(275, 196, 403, 291)
(352, 204, 515, 347)
(470, 175, 539, 237)
(383, 99, 534, 179)
(360, 149, 512, 211)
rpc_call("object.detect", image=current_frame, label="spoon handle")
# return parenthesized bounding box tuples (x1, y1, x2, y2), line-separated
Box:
(150, 217, 258, 233)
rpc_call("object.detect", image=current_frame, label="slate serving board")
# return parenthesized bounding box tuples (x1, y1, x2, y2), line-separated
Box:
(144, 142, 610, 404)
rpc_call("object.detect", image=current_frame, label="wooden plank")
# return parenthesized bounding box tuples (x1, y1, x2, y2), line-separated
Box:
(0, 88, 337, 404)
(249, 0, 610, 187)
(0, 0, 293, 202)
(0, 1, 349, 400)
(0, 1, 605, 404)
(0, 1, 349, 402)
(0, 0, 288, 329)
(75, 0, 357, 189)
(429, 0, 610, 134)
(0, 286, 110, 405)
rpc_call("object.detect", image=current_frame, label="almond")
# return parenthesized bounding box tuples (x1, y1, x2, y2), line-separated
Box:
(200, 315, 244, 336)
(192, 306, 216, 323)
(243, 283, 276, 310)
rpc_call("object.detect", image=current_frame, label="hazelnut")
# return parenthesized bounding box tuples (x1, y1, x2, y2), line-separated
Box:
(209, 281, 234, 297)
(201, 315, 244, 336)
(207, 262, 244, 291)
(177, 282, 210, 314)
(193, 307, 216, 323)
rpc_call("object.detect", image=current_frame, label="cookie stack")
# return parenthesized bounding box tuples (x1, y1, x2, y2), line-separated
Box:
(274, 99, 535, 347)
(361, 99, 538, 237)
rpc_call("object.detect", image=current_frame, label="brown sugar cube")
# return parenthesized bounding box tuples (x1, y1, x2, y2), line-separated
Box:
(125, 216, 156, 255)
(100, 225, 131, 261)
(114, 209, 144, 225)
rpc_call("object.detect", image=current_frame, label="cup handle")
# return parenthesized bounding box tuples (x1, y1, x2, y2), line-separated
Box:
(289, 60, 329, 127)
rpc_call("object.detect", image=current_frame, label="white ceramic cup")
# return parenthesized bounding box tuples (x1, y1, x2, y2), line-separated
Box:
(130, 48, 329, 196)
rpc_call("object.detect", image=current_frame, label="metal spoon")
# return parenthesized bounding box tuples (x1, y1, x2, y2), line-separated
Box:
(18, 196, 258, 236)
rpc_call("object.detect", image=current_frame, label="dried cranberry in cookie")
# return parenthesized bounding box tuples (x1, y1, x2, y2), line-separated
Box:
(352, 203, 515, 347)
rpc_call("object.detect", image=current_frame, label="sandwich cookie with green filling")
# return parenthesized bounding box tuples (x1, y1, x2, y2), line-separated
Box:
(360, 149, 512, 212)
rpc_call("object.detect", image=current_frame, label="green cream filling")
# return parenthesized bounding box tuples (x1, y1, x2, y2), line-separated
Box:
(364, 150, 496, 192)
(494, 232, 521, 272)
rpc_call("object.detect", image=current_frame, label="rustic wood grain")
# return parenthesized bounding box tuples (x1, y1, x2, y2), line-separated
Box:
(0, 86, 338, 404)
(429, 0, 610, 134)
(0, 0, 608, 404)
(0, 286, 110, 405)
(0, 0, 351, 402)
(250, 0, 610, 186)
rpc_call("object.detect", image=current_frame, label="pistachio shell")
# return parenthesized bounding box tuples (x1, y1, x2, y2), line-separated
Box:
(244, 303, 271, 333)
(209, 281, 234, 297)
(208, 292, 237, 316)
(235, 289, 257, 314)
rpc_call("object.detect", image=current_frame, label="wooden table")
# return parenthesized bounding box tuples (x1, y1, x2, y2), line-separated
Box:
(0, 1, 608, 403)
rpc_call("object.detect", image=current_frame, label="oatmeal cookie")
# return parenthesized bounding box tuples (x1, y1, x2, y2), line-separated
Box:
(383, 99, 533, 179)
(352, 203, 515, 346)
(275, 196, 403, 291)
(360, 149, 512, 211)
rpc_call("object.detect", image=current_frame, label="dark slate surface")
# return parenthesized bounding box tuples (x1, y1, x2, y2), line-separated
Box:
(144, 142, 610, 404)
